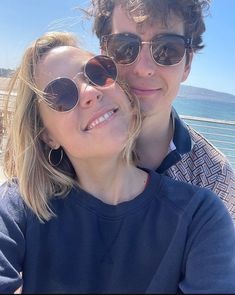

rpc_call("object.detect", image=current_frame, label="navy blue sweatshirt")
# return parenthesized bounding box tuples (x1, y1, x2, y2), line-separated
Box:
(0, 170, 235, 293)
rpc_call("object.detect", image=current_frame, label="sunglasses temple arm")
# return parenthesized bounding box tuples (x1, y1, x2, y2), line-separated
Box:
(186, 37, 193, 49)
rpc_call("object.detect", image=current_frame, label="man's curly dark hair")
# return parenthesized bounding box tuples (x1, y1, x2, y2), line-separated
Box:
(90, 0, 210, 52)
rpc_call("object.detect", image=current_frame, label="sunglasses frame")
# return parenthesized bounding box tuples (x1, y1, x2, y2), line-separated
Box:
(101, 33, 193, 67)
(41, 55, 118, 113)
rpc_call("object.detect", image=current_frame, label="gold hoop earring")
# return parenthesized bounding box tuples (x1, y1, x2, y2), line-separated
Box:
(48, 148, 63, 167)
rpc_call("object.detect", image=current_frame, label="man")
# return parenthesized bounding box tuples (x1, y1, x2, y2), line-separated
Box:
(90, 0, 235, 220)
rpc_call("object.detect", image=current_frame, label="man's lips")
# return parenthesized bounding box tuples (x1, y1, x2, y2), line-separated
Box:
(84, 108, 118, 131)
(131, 87, 161, 96)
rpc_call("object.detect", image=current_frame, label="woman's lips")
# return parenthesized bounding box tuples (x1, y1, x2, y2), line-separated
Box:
(84, 108, 118, 131)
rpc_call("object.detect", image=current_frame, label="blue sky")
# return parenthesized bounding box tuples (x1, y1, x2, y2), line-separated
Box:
(0, 0, 235, 95)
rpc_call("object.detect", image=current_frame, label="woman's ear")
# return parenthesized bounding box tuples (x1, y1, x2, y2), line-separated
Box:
(40, 129, 60, 149)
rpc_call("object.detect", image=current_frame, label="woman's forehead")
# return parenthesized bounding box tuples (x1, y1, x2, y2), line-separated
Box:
(35, 46, 92, 88)
(40, 46, 91, 68)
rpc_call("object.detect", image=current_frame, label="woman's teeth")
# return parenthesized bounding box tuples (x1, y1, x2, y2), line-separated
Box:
(87, 109, 117, 130)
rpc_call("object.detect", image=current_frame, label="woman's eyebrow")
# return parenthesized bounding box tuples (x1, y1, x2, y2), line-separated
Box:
(73, 65, 85, 80)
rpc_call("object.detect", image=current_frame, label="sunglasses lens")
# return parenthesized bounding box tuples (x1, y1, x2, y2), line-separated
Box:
(152, 35, 186, 66)
(85, 55, 117, 87)
(105, 33, 140, 64)
(44, 78, 78, 112)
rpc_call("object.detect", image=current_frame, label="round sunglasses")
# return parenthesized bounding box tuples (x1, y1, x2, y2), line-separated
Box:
(101, 33, 192, 66)
(42, 55, 117, 112)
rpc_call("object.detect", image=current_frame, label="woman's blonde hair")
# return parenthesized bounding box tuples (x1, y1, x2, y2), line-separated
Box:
(3, 31, 142, 221)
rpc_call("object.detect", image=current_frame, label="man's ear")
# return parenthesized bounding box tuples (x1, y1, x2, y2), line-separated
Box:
(181, 51, 193, 82)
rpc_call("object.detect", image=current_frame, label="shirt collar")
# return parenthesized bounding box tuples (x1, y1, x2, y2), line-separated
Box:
(171, 107, 192, 154)
(156, 107, 192, 173)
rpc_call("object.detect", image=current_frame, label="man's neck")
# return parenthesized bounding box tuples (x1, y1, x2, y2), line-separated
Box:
(136, 109, 173, 170)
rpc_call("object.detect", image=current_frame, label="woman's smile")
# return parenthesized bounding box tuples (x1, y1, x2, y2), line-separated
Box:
(84, 107, 119, 131)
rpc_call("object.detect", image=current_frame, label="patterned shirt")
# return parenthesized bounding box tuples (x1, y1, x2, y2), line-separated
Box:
(157, 108, 235, 221)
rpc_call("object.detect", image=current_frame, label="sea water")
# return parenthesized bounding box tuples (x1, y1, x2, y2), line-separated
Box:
(173, 98, 235, 121)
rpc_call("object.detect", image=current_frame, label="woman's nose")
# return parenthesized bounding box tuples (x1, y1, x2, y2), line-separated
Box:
(79, 83, 103, 108)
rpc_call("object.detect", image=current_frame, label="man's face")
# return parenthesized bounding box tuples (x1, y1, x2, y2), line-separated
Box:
(109, 5, 192, 117)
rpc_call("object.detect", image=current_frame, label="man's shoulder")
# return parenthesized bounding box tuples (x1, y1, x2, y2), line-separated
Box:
(188, 125, 230, 157)
(167, 124, 235, 215)
(171, 124, 234, 174)
(185, 125, 235, 177)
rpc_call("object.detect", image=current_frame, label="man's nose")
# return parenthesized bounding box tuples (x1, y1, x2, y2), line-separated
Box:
(132, 43, 156, 77)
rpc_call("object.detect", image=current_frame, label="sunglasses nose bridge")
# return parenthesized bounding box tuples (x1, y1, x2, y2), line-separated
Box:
(141, 41, 151, 46)
(73, 72, 92, 90)
(134, 40, 155, 67)
(140, 40, 153, 58)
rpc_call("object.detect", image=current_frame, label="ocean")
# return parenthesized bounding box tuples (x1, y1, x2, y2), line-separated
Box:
(173, 98, 235, 121)
(173, 97, 235, 170)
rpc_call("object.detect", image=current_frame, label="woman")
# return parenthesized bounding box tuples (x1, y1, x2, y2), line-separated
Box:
(0, 31, 235, 293)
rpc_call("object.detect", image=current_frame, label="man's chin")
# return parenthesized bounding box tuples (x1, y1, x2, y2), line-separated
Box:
(141, 108, 158, 119)
(140, 103, 172, 119)
(140, 103, 158, 117)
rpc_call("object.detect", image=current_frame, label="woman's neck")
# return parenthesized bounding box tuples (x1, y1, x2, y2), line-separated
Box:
(73, 157, 148, 205)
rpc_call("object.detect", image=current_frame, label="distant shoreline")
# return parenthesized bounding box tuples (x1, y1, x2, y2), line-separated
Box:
(178, 85, 235, 103)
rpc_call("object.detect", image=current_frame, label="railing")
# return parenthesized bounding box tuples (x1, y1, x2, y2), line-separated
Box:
(0, 91, 15, 157)
(180, 115, 235, 171)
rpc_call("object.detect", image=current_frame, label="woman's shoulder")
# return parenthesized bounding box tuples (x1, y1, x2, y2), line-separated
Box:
(0, 178, 21, 200)
(149, 170, 232, 224)
(0, 179, 28, 224)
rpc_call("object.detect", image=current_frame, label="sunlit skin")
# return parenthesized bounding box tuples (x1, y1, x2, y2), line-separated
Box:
(35, 46, 147, 204)
(36, 47, 132, 160)
(110, 5, 193, 169)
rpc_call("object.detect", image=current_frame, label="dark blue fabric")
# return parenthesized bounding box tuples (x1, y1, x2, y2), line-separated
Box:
(156, 107, 192, 173)
(0, 170, 235, 293)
